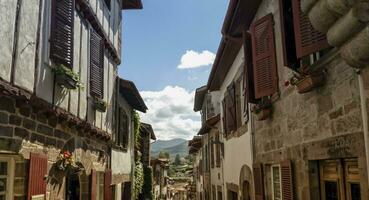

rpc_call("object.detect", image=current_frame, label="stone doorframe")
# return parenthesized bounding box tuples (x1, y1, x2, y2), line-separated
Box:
(239, 165, 254, 200)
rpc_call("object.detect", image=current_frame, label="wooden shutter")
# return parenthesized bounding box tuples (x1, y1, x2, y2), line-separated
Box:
(104, 169, 112, 200)
(292, 0, 329, 58)
(28, 153, 47, 200)
(225, 84, 237, 133)
(90, 169, 97, 200)
(222, 99, 227, 135)
(251, 14, 278, 99)
(50, 0, 74, 68)
(253, 164, 264, 200)
(118, 107, 128, 148)
(281, 160, 294, 200)
(90, 29, 104, 98)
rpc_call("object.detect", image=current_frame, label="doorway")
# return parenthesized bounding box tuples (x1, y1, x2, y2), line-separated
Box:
(66, 173, 80, 200)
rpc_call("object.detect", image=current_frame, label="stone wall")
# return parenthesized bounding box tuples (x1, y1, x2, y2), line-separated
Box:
(0, 95, 108, 200)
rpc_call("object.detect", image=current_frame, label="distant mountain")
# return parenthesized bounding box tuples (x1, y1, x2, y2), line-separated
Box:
(151, 139, 189, 159)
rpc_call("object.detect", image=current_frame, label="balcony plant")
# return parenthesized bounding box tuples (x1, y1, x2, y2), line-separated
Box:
(55, 151, 83, 175)
(92, 97, 107, 112)
(287, 66, 325, 94)
(53, 64, 83, 90)
(251, 98, 272, 121)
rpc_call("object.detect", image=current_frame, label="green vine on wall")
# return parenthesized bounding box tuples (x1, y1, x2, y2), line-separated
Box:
(133, 110, 141, 148)
(133, 160, 144, 199)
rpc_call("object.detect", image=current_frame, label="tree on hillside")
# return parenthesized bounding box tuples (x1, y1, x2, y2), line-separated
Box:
(174, 154, 181, 166)
(158, 151, 170, 159)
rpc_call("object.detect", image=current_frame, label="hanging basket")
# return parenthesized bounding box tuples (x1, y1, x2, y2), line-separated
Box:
(255, 108, 271, 121)
(295, 73, 324, 94)
(93, 98, 107, 112)
(55, 73, 79, 89)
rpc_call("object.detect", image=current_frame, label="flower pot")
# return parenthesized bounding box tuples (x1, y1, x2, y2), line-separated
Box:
(55, 73, 78, 89)
(255, 108, 271, 121)
(93, 98, 107, 112)
(296, 73, 324, 94)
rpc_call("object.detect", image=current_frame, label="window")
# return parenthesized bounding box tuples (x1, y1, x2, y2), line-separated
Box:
(0, 156, 28, 200)
(211, 137, 214, 169)
(215, 132, 221, 168)
(90, 29, 104, 99)
(222, 83, 237, 136)
(96, 172, 105, 200)
(212, 185, 216, 200)
(319, 159, 361, 200)
(228, 190, 238, 200)
(271, 165, 282, 200)
(103, 0, 111, 10)
(117, 107, 129, 149)
(218, 190, 223, 200)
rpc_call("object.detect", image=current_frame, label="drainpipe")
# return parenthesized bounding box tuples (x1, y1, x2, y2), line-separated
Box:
(357, 70, 369, 185)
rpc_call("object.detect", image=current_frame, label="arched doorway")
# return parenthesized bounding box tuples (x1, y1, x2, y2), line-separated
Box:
(241, 181, 251, 200)
(239, 165, 253, 200)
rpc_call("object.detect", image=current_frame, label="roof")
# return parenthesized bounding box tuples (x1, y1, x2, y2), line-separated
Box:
(207, 0, 262, 91)
(122, 0, 143, 10)
(119, 78, 148, 113)
(188, 136, 202, 154)
(197, 114, 220, 135)
(140, 123, 156, 140)
(193, 85, 207, 112)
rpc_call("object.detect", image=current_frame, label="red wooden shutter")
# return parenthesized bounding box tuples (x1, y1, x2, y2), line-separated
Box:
(292, 0, 329, 58)
(253, 164, 264, 200)
(90, 29, 104, 98)
(281, 160, 294, 200)
(226, 84, 237, 133)
(251, 14, 278, 99)
(28, 153, 48, 200)
(50, 0, 74, 68)
(104, 169, 112, 200)
(90, 169, 97, 200)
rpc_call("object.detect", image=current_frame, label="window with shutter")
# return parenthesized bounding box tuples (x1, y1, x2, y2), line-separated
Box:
(225, 83, 237, 134)
(281, 160, 294, 200)
(28, 153, 47, 200)
(251, 14, 278, 99)
(90, 29, 104, 99)
(118, 107, 129, 149)
(292, 0, 329, 58)
(104, 170, 112, 200)
(222, 99, 227, 135)
(50, 0, 74, 68)
(253, 164, 264, 200)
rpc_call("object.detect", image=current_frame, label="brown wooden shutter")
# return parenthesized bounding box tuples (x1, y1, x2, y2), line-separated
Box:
(27, 153, 47, 200)
(104, 169, 112, 200)
(222, 99, 227, 135)
(251, 14, 278, 99)
(226, 84, 237, 133)
(281, 160, 294, 200)
(90, 29, 104, 98)
(50, 0, 74, 68)
(253, 164, 264, 200)
(292, 0, 329, 58)
(118, 107, 127, 147)
(90, 169, 97, 200)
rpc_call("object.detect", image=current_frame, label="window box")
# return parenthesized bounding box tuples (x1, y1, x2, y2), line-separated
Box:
(255, 108, 272, 121)
(251, 99, 272, 121)
(55, 73, 79, 90)
(93, 98, 107, 112)
(294, 72, 324, 94)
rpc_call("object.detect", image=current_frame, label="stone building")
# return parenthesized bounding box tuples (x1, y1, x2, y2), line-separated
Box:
(151, 158, 170, 200)
(0, 0, 143, 199)
(192, 0, 369, 199)
(139, 123, 156, 167)
(188, 136, 203, 200)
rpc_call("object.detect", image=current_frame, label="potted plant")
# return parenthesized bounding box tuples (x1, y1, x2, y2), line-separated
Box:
(53, 64, 83, 90)
(251, 99, 272, 121)
(287, 66, 325, 94)
(93, 97, 107, 112)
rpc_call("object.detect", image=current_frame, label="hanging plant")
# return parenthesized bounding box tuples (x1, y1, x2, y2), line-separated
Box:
(133, 110, 141, 147)
(55, 151, 83, 174)
(251, 98, 272, 121)
(93, 97, 108, 112)
(133, 160, 144, 200)
(286, 66, 325, 94)
(53, 64, 83, 90)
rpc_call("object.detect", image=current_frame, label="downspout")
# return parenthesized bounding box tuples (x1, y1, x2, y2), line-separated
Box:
(357, 70, 369, 185)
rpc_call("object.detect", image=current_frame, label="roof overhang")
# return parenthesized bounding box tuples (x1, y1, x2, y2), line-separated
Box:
(208, 0, 262, 91)
(193, 85, 207, 112)
(197, 114, 220, 135)
(122, 0, 143, 10)
(119, 78, 148, 113)
(140, 123, 156, 140)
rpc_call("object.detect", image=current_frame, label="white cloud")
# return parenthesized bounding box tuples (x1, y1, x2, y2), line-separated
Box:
(178, 50, 216, 69)
(139, 86, 201, 140)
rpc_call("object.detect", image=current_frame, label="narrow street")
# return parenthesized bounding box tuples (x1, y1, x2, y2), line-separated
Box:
(0, 0, 369, 200)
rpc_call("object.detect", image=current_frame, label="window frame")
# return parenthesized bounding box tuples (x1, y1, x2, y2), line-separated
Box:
(96, 172, 105, 200)
(0, 156, 25, 200)
(271, 164, 282, 200)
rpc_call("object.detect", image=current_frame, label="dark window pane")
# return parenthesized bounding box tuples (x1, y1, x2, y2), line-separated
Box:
(351, 183, 361, 200)
(0, 162, 7, 175)
(0, 195, 5, 200)
(325, 181, 338, 200)
(0, 178, 6, 192)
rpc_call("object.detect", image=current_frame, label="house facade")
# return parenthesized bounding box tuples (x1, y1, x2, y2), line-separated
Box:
(192, 0, 369, 199)
(188, 136, 204, 200)
(0, 0, 143, 199)
(151, 158, 170, 200)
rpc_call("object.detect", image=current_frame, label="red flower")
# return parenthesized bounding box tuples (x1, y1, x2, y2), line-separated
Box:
(284, 80, 290, 87)
(63, 151, 71, 158)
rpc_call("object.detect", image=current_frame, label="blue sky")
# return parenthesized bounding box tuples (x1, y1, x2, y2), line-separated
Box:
(118, 0, 228, 140)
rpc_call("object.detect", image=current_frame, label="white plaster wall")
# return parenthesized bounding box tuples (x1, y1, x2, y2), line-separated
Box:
(218, 48, 253, 198)
(0, 0, 17, 82)
(79, 22, 89, 120)
(112, 149, 132, 175)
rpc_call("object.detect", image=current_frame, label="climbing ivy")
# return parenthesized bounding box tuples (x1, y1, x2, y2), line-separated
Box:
(142, 166, 154, 199)
(133, 110, 141, 147)
(133, 160, 144, 199)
